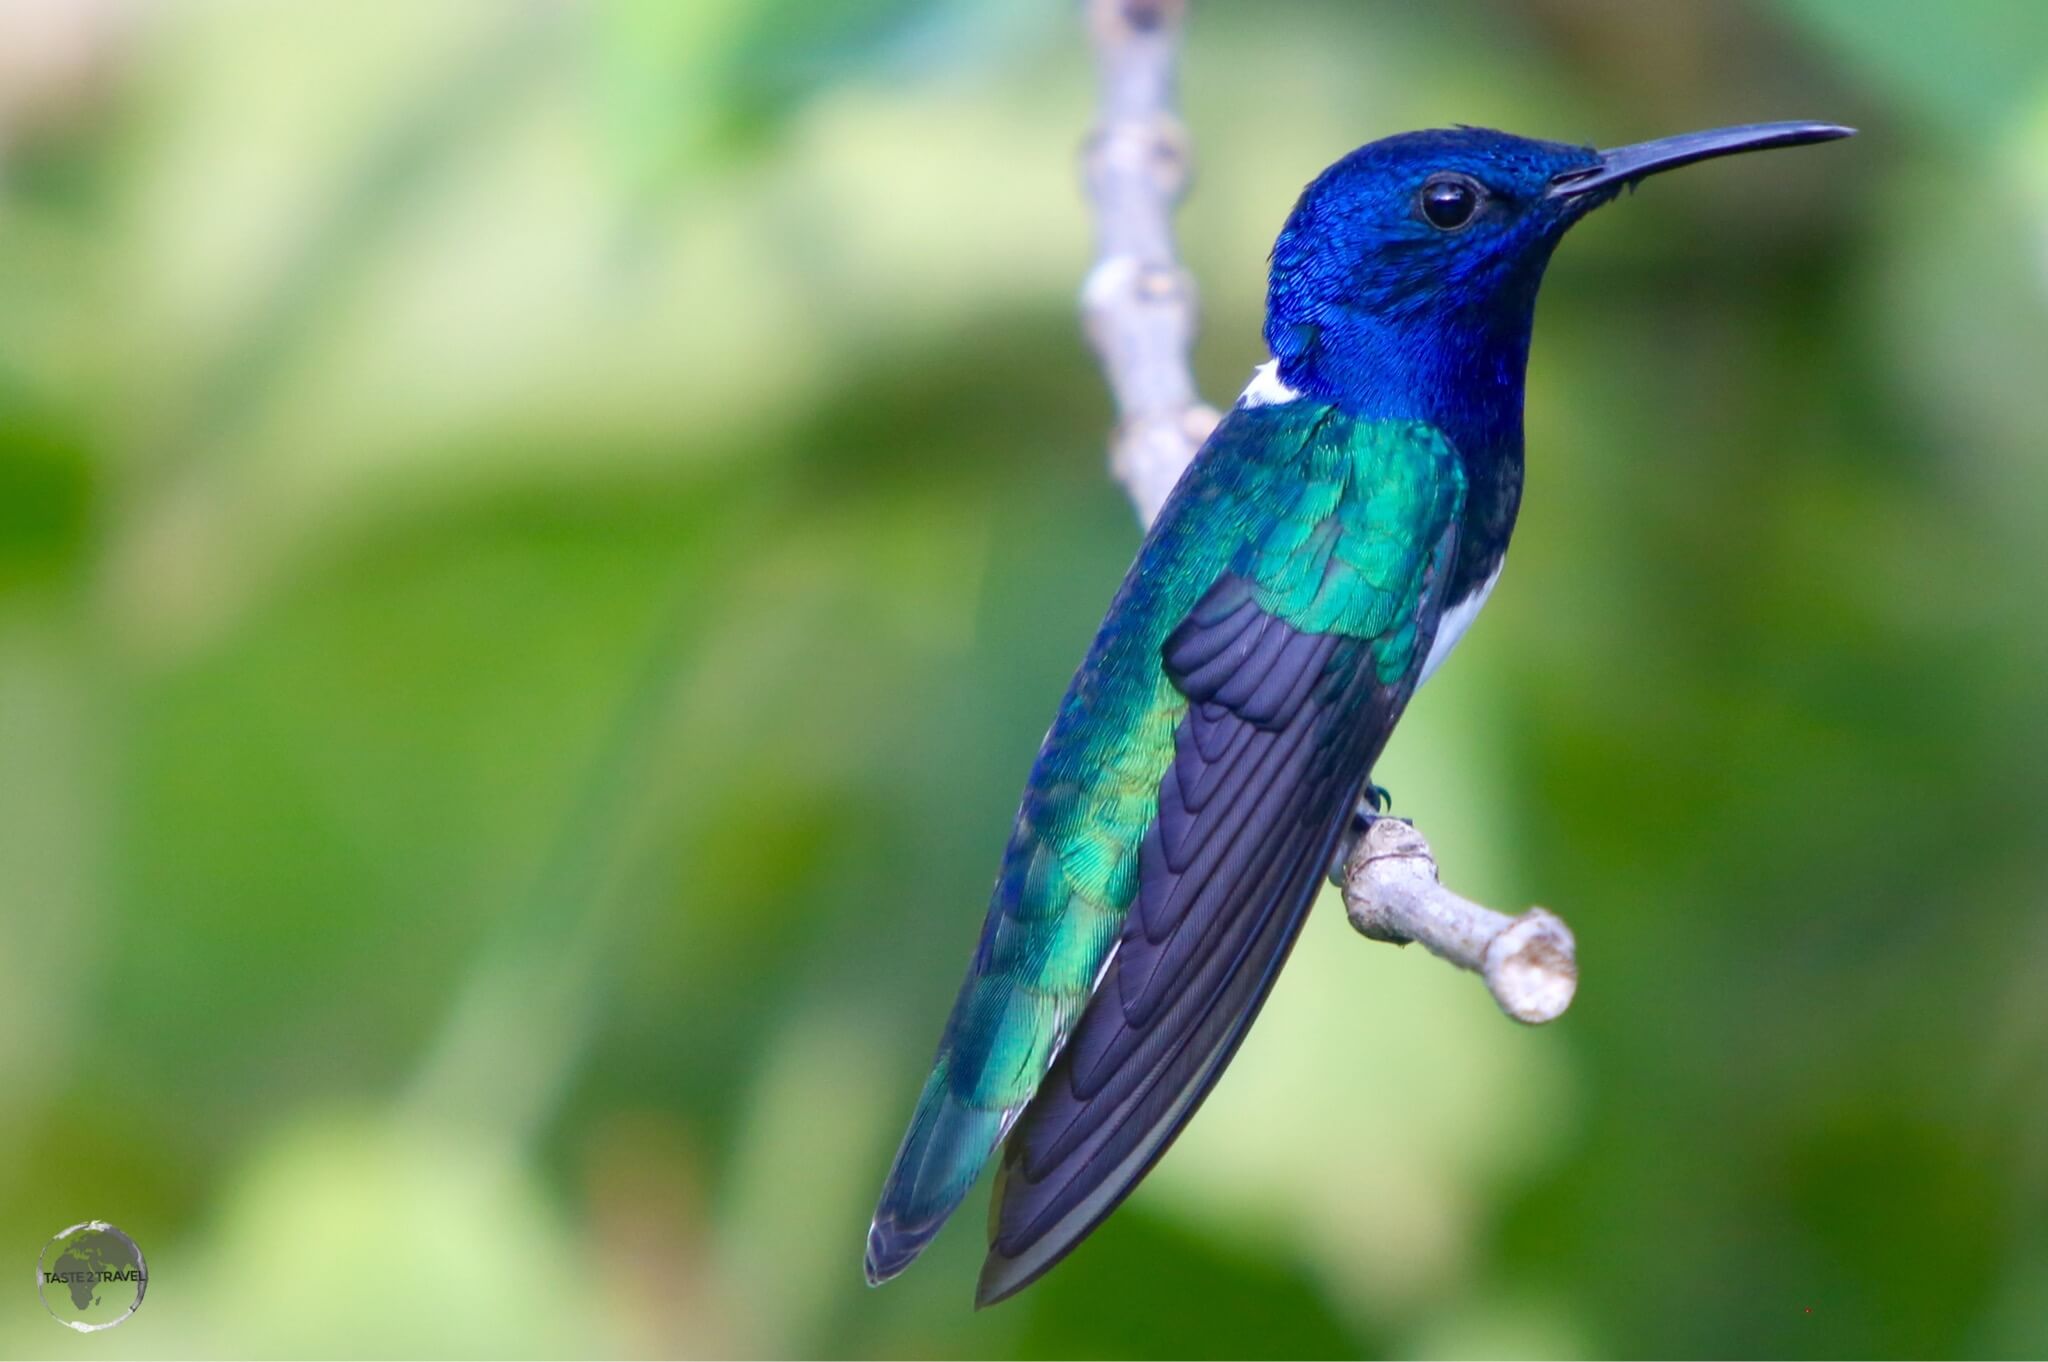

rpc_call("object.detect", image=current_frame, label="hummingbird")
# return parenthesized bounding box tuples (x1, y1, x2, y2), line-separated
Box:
(866, 120, 1852, 1306)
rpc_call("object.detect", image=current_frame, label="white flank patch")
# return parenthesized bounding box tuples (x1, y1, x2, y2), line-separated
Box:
(1418, 560, 1503, 686)
(1237, 359, 1300, 408)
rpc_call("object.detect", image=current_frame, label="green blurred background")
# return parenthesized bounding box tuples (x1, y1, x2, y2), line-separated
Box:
(2, 0, 2046, 1356)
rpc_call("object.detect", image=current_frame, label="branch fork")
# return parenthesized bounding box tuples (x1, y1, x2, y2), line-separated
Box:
(1081, 0, 1579, 1023)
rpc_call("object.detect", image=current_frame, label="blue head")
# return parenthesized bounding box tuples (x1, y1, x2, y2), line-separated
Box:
(1265, 122, 1851, 452)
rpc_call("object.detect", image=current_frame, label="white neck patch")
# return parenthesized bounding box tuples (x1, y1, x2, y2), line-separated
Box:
(1238, 359, 1300, 408)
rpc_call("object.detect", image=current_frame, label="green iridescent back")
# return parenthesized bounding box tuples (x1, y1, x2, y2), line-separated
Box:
(867, 396, 1465, 1266)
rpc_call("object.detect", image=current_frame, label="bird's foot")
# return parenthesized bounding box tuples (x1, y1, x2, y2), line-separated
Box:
(1329, 782, 1405, 885)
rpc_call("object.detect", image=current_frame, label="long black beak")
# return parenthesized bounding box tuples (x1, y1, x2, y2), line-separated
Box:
(1548, 120, 1854, 197)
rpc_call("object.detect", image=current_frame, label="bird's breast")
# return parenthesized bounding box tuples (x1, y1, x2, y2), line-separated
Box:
(1416, 555, 1503, 686)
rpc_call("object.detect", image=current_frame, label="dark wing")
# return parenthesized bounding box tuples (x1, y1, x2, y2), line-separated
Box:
(975, 564, 1443, 1305)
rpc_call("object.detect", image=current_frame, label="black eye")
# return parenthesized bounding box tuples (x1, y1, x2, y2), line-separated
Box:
(1419, 174, 1482, 230)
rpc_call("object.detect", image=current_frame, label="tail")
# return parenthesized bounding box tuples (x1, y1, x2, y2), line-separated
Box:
(864, 764, 1121, 1285)
(865, 1062, 1012, 1284)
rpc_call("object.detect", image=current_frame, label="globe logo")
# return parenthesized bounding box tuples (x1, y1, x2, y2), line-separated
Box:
(37, 1221, 147, 1332)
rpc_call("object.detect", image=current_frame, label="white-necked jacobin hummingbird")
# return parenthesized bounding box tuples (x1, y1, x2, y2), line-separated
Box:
(867, 120, 1852, 1306)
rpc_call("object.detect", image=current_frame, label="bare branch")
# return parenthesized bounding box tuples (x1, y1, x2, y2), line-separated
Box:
(1342, 817, 1577, 1023)
(1079, 0, 1579, 1023)
(1081, 0, 1220, 523)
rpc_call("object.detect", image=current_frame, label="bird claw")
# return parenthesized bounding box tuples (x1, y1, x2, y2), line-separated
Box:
(1329, 782, 1399, 884)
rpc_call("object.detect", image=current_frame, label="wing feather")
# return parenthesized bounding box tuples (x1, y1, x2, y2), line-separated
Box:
(868, 404, 1468, 1300)
(974, 572, 1415, 1305)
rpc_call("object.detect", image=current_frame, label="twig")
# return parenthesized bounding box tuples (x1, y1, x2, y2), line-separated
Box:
(1081, 0, 1220, 523)
(1342, 818, 1577, 1023)
(1079, 0, 1578, 1023)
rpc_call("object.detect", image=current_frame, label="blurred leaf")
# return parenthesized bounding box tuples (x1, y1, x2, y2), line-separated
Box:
(182, 1114, 608, 1358)
(0, 385, 95, 590)
(1775, 0, 2048, 133)
(171, 6, 561, 472)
